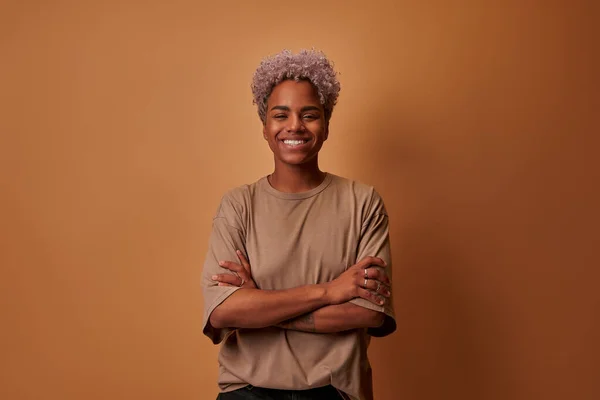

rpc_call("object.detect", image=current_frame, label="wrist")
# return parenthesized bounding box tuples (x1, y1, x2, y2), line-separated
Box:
(315, 283, 331, 305)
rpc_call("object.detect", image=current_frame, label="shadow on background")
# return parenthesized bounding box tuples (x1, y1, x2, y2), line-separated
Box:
(354, 93, 546, 399)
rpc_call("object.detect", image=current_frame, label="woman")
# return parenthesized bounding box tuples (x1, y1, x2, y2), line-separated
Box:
(202, 49, 396, 400)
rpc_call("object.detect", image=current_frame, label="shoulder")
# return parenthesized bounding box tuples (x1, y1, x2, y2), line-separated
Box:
(214, 178, 262, 220)
(329, 174, 387, 213)
(220, 184, 250, 207)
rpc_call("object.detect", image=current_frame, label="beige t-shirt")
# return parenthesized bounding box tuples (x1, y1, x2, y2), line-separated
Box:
(201, 173, 396, 400)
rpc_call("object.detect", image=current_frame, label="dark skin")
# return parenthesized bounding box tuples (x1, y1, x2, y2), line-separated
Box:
(209, 80, 391, 333)
(213, 251, 391, 332)
(262, 79, 329, 193)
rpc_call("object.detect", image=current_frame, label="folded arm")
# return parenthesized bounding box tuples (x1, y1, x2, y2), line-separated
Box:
(209, 252, 390, 332)
(209, 253, 390, 331)
(209, 284, 329, 329)
(277, 302, 384, 333)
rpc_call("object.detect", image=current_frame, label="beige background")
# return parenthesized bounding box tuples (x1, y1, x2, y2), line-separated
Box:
(1, 1, 598, 399)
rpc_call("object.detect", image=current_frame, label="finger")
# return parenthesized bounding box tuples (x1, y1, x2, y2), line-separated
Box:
(360, 276, 389, 294)
(219, 260, 244, 273)
(374, 281, 391, 297)
(362, 278, 391, 297)
(353, 257, 371, 269)
(356, 256, 386, 269)
(358, 288, 386, 306)
(218, 282, 236, 287)
(236, 250, 251, 273)
(365, 267, 391, 285)
(212, 274, 242, 286)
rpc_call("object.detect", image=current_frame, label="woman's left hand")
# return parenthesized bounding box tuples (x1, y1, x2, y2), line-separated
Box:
(212, 250, 257, 288)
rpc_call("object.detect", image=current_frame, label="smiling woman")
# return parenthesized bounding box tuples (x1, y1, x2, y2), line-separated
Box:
(263, 80, 328, 175)
(201, 49, 396, 400)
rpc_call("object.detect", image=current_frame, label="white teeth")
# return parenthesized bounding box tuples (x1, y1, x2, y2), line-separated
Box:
(283, 139, 308, 146)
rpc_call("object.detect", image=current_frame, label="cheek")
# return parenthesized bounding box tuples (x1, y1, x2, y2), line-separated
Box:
(264, 125, 281, 141)
(263, 129, 279, 150)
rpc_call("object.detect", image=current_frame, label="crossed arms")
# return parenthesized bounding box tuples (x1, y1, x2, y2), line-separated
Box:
(208, 252, 392, 334)
(203, 193, 395, 338)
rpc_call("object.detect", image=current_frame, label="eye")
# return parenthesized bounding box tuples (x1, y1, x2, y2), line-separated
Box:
(303, 114, 318, 120)
(273, 114, 287, 120)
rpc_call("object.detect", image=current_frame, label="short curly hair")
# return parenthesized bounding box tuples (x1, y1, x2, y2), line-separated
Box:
(251, 49, 341, 124)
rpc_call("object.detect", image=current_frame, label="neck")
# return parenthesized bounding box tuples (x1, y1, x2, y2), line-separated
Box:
(269, 159, 325, 193)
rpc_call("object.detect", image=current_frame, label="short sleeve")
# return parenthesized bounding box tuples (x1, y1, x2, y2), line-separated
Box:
(349, 189, 397, 337)
(201, 194, 247, 344)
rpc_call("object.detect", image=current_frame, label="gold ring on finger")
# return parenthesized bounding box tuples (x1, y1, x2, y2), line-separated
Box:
(364, 278, 368, 288)
(364, 268, 368, 278)
(376, 282, 381, 292)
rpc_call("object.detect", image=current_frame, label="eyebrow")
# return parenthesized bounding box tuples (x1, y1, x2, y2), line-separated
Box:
(269, 105, 322, 112)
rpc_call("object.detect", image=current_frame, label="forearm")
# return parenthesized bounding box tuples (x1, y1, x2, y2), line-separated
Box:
(278, 302, 385, 333)
(209, 284, 329, 329)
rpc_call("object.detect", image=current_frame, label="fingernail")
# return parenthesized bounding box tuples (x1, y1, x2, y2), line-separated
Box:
(211, 275, 218, 280)
(218, 261, 225, 266)
(236, 250, 241, 254)
(379, 300, 385, 305)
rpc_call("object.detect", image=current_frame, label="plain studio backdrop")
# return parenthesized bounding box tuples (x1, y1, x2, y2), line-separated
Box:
(0, 1, 598, 399)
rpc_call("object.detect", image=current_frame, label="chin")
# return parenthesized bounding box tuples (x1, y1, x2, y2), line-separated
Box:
(278, 154, 315, 166)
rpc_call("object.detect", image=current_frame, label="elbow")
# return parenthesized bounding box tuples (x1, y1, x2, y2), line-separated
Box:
(208, 291, 249, 329)
(368, 310, 385, 328)
(209, 307, 227, 329)
(349, 304, 386, 328)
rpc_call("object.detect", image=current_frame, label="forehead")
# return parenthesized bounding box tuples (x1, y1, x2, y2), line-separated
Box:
(267, 80, 322, 108)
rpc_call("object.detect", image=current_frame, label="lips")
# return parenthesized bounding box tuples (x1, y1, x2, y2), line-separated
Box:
(279, 138, 312, 149)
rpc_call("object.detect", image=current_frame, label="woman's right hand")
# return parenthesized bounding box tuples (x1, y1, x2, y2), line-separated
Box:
(325, 256, 391, 306)
(212, 250, 257, 289)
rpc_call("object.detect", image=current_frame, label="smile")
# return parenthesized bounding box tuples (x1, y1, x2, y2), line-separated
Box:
(281, 139, 310, 147)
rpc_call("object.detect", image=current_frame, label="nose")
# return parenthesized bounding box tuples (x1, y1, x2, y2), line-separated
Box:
(286, 114, 305, 133)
